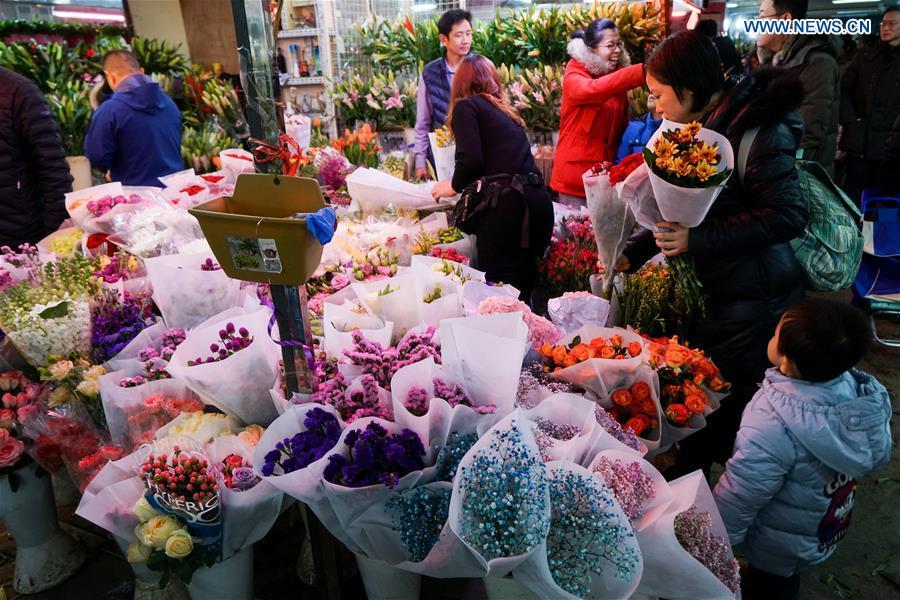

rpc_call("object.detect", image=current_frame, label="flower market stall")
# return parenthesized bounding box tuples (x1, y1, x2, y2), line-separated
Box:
(0, 3, 763, 600)
(0, 136, 743, 599)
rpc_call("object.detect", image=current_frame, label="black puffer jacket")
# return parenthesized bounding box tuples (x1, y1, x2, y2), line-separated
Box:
(0, 67, 72, 247)
(624, 68, 808, 387)
(839, 43, 900, 160)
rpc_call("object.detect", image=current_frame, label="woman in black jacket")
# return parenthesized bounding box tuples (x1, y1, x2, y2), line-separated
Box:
(614, 31, 808, 474)
(431, 55, 553, 300)
(0, 67, 72, 247)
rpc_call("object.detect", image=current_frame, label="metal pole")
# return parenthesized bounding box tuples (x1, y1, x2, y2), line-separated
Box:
(230, 0, 314, 398)
(229, 4, 344, 599)
(230, 0, 282, 153)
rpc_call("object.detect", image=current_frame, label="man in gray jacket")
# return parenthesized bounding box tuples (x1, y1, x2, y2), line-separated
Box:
(757, 0, 840, 175)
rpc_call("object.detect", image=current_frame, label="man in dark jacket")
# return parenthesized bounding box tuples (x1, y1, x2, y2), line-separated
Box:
(696, 19, 742, 78)
(413, 9, 472, 179)
(84, 50, 182, 187)
(879, 113, 900, 193)
(0, 67, 72, 248)
(839, 6, 900, 202)
(757, 0, 840, 175)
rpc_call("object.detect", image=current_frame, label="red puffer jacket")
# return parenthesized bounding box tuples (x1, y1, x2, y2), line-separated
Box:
(550, 55, 644, 198)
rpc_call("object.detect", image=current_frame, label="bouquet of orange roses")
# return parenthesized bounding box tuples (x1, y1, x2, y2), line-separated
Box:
(643, 336, 730, 431)
(539, 326, 645, 397)
(594, 365, 664, 452)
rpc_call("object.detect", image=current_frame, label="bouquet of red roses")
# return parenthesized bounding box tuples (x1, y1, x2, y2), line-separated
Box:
(538, 215, 598, 297)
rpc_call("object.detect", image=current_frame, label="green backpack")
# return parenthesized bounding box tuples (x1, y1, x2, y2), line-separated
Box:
(738, 126, 864, 292)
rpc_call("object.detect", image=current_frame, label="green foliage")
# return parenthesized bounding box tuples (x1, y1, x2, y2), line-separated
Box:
(130, 37, 190, 76)
(0, 41, 80, 92)
(356, 2, 664, 74)
(0, 19, 127, 39)
(45, 79, 93, 156)
(181, 121, 238, 173)
(357, 16, 442, 73)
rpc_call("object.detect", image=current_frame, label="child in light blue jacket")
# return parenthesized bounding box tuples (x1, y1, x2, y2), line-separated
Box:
(714, 298, 892, 600)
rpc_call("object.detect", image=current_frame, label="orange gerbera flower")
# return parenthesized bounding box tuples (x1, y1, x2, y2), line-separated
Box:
(654, 136, 677, 159)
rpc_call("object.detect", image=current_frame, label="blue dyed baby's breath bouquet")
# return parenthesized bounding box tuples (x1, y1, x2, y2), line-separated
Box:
(544, 465, 641, 597)
(455, 420, 550, 563)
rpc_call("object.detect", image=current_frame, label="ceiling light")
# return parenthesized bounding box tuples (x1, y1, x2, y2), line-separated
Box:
(831, 0, 879, 4)
(53, 9, 125, 22)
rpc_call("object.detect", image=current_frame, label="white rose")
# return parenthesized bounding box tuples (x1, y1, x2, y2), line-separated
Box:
(163, 529, 194, 559)
(134, 522, 153, 548)
(144, 515, 182, 550)
(84, 365, 106, 382)
(132, 497, 160, 522)
(75, 379, 99, 398)
(126, 541, 153, 564)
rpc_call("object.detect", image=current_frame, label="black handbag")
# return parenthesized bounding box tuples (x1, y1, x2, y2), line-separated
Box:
(450, 172, 543, 248)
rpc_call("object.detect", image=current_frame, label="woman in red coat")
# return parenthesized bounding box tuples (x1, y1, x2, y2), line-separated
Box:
(550, 19, 645, 205)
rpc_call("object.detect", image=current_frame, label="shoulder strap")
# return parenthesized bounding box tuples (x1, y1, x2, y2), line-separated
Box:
(737, 125, 761, 185)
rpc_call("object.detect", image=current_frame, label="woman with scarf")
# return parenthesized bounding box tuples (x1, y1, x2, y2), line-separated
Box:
(550, 19, 645, 206)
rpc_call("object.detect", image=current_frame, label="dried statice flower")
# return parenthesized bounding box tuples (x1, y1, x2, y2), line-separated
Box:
(404, 386, 429, 417)
(592, 456, 655, 521)
(674, 506, 741, 593)
(516, 363, 579, 409)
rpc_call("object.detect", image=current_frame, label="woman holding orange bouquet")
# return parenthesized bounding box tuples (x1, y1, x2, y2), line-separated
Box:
(611, 30, 808, 476)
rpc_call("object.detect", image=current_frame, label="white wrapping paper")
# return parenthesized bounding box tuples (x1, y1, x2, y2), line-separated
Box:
(439, 313, 529, 419)
(166, 307, 280, 426)
(643, 120, 735, 228)
(145, 252, 242, 330)
(634, 470, 739, 599)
